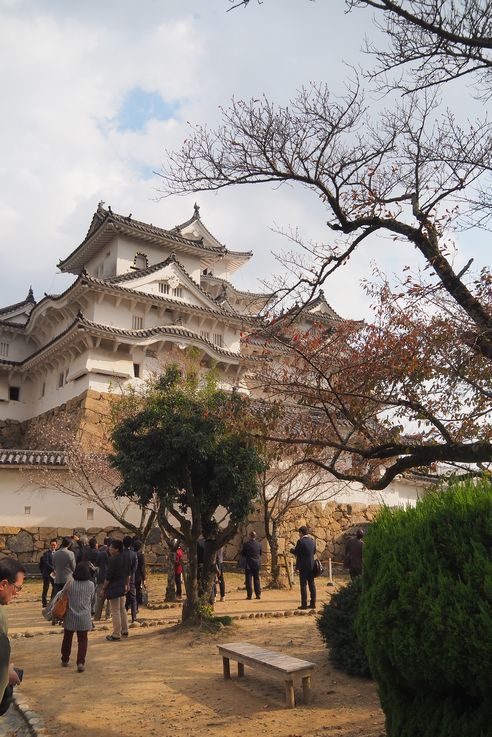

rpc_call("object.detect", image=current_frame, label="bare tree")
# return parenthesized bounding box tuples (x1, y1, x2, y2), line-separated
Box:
(254, 406, 340, 585)
(347, 0, 492, 95)
(160, 86, 491, 351)
(24, 416, 159, 541)
(159, 3, 492, 484)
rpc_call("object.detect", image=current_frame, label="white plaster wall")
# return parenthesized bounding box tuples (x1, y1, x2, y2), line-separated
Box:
(0, 468, 143, 527)
(321, 477, 426, 508)
(0, 331, 34, 363)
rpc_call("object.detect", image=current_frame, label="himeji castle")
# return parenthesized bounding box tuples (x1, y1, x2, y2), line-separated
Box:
(0, 203, 426, 526)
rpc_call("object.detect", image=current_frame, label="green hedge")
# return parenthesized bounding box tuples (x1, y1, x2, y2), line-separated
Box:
(317, 577, 371, 678)
(356, 478, 492, 737)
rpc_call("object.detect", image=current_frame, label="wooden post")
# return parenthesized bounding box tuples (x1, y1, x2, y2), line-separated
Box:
(327, 557, 335, 587)
(284, 680, 295, 708)
(222, 656, 231, 679)
(302, 674, 311, 704)
(238, 662, 245, 677)
(282, 553, 293, 589)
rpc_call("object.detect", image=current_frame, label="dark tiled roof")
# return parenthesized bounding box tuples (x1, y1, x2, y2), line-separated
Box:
(0, 288, 36, 316)
(59, 204, 253, 272)
(78, 316, 242, 360)
(106, 255, 177, 283)
(0, 320, 26, 331)
(82, 274, 250, 323)
(302, 290, 343, 321)
(201, 274, 272, 300)
(0, 449, 66, 466)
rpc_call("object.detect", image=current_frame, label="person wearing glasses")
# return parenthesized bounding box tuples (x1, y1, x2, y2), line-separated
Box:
(0, 558, 25, 715)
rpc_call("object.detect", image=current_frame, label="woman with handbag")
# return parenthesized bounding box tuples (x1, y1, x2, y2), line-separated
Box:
(60, 561, 94, 672)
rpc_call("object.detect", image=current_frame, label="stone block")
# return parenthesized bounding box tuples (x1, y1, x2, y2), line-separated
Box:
(7, 531, 34, 554)
(57, 528, 73, 538)
(17, 552, 33, 563)
(40, 528, 58, 541)
(0, 527, 21, 536)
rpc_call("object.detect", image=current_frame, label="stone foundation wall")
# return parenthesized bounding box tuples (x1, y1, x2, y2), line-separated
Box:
(0, 500, 380, 569)
(21, 389, 112, 451)
(0, 419, 24, 449)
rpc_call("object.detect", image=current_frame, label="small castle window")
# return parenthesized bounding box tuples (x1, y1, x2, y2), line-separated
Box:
(159, 282, 170, 295)
(132, 316, 144, 330)
(87, 508, 94, 521)
(58, 372, 64, 388)
(133, 253, 148, 270)
(40, 382, 45, 399)
(172, 287, 183, 298)
(133, 363, 141, 378)
(9, 386, 20, 401)
(200, 330, 210, 341)
(213, 334, 223, 348)
(0, 342, 9, 358)
(24, 506, 31, 516)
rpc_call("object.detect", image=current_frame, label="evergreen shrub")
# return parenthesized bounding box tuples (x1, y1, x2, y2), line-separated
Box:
(316, 577, 371, 678)
(356, 478, 492, 737)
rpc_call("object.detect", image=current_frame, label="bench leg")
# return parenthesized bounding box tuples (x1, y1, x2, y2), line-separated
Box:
(302, 675, 311, 704)
(238, 662, 245, 678)
(284, 679, 295, 708)
(222, 657, 231, 679)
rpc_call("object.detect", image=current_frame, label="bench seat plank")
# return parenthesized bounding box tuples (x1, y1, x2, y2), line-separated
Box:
(218, 642, 315, 707)
(218, 642, 315, 674)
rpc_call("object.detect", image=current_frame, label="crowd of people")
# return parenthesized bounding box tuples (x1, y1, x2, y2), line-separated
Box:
(41, 534, 147, 671)
(0, 525, 363, 706)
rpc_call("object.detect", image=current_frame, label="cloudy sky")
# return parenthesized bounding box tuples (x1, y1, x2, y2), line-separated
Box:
(0, 0, 487, 319)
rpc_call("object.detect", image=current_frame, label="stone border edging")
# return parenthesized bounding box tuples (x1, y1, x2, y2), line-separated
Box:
(13, 692, 48, 736)
(10, 607, 316, 640)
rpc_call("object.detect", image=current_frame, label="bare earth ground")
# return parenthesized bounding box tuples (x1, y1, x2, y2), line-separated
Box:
(5, 574, 384, 737)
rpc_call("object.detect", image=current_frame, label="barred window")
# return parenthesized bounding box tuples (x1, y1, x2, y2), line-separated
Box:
(0, 342, 9, 358)
(132, 315, 143, 330)
(213, 334, 223, 347)
(159, 282, 170, 294)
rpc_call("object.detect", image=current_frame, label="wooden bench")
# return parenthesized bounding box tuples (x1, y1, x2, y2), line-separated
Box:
(217, 641, 315, 708)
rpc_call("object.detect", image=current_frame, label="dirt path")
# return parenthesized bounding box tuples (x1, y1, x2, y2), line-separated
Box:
(6, 577, 385, 737)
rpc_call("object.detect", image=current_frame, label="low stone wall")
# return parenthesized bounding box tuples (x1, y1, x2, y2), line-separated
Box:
(0, 500, 380, 568)
(224, 501, 380, 566)
(0, 525, 166, 566)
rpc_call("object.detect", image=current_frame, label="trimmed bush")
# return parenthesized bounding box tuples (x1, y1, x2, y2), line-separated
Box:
(317, 577, 371, 678)
(356, 478, 492, 737)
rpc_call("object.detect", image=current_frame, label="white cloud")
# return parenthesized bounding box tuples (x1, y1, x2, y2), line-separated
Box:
(0, 0, 488, 321)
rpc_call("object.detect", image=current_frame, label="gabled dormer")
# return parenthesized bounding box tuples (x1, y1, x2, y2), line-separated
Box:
(174, 203, 252, 276)
(0, 288, 36, 326)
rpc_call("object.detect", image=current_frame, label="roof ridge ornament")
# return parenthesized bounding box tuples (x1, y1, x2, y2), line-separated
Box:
(193, 202, 200, 219)
(26, 286, 35, 302)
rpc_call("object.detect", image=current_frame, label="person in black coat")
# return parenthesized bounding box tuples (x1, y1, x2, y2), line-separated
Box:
(290, 526, 316, 610)
(39, 538, 58, 608)
(241, 531, 262, 600)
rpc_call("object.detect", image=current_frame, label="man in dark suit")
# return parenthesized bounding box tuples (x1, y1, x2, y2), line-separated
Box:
(241, 531, 262, 600)
(290, 526, 316, 610)
(344, 528, 364, 579)
(39, 538, 57, 608)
